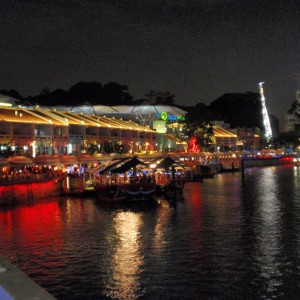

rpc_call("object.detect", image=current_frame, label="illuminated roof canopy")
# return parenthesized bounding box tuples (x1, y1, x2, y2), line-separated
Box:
(0, 106, 155, 132)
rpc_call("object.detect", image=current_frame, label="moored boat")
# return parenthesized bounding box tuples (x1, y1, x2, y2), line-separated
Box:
(94, 184, 127, 202)
(95, 183, 156, 202)
(0, 155, 68, 204)
(0, 173, 66, 204)
(126, 183, 156, 201)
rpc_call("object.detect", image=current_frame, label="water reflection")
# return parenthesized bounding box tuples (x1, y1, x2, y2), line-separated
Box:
(250, 167, 283, 296)
(1, 167, 300, 299)
(105, 211, 143, 299)
(152, 199, 170, 252)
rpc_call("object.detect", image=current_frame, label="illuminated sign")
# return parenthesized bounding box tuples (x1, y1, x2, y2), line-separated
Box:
(187, 137, 200, 153)
(157, 112, 185, 121)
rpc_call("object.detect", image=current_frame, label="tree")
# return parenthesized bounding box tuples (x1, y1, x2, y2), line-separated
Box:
(68, 81, 104, 105)
(144, 90, 176, 105)
(0, 89, 23, 100)
(144, 90, 156, 104)
(24, 81, 135, 106)
(209, 92, 263, 129)
(102, 82, 133, 105)
(182, 106, 214, 151)
(40, 87, 50, 96)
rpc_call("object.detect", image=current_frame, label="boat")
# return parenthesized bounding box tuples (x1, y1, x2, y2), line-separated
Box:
(0, 172, 66, 204)
(126, 183, 156, 201)
(33, 154, 61, 165)
(95, 184, 127, 202)
(0, 155, 68, 204)
(95, 183, 156, 202)
(8, 155, 34, 166)
(94, 156, 157, 202)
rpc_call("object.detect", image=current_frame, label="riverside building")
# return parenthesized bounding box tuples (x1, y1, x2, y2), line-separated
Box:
(0, 96, 250, 157)
(0, 100, 190, 157)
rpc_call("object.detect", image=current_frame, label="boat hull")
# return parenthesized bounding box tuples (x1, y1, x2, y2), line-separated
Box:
(126, 184, 156, 201)
(95, 183, 156, 202)
(0, 180, 64, 204)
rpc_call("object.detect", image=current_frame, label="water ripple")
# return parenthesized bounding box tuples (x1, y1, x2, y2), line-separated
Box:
(1, 166, 300, 299)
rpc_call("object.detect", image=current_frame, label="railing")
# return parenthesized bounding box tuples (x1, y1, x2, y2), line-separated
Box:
(0, 135, 11, 143)
(11, 135, 33, 142)
(69, 134, 84, 141)
(52, 135, 69, 142)
(34, 135, 52, 141)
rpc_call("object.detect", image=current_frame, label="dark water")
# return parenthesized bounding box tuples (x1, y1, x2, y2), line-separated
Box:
(1, 165, 300, 299)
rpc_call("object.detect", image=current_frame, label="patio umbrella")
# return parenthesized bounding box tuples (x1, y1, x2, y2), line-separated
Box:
(8, 156, 34, 166)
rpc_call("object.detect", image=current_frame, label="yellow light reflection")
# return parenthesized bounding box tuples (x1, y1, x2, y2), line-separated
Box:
(153, 200, 169, 252)
(254, 168, 282, 293)
(106, 212, 143, 299)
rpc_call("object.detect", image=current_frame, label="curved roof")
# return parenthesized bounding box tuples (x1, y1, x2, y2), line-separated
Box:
(0, 107, 67, 125)
(0, 106, 155, 132)
(41, 104, 187, 116)
(213, 126, 237, 137)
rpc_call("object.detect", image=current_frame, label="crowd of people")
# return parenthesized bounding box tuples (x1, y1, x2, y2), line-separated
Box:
(0, 166, 66, 184)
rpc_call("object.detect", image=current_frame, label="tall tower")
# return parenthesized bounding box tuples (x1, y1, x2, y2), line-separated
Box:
(259, 82, 272, 141)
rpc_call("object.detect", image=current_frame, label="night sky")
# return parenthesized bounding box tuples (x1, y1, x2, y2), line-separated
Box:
(1, 0, 300, 119)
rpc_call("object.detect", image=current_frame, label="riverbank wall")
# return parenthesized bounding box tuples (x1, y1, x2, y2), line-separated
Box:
(0, 255, 56, 299)
(243, 158, 293, 168)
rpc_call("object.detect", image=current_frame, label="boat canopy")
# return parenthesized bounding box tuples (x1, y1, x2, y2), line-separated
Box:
(110, 157, 146, 174)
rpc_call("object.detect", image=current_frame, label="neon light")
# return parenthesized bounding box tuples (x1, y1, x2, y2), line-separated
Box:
(160, 112, 168, 121)
(157, 112, 185, 121)
(187, 137, 200, 153)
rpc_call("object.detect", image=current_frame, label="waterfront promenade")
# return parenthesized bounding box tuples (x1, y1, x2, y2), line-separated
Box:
(0, 256, 55, 299)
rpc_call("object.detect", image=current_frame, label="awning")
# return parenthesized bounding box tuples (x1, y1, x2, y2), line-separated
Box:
(59, 155, 78, 164)
(110, 157, 146, 174)
(163, 134, 187, 144)
(99, 158, 129, 174)
(77, 154, 97, 163)
(0, 157, 9, 166)
(33, 154, 61, 165)
(156, 156, 185, 170)
(8, 156, 34, 166)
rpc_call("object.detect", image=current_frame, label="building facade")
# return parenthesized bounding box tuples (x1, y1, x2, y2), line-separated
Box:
(0, 105, 158, 158)
(282, 72, 300, 133)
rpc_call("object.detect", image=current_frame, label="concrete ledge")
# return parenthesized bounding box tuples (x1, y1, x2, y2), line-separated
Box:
(0, 256, 56, 300)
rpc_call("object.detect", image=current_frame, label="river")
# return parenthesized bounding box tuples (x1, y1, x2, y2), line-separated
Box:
(1, 165, 300, 299)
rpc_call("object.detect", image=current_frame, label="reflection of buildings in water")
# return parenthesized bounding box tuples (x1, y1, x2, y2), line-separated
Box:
(105, 212, 143, 299)
(152, 200, 170, 252)
(254, 167, 283, 293)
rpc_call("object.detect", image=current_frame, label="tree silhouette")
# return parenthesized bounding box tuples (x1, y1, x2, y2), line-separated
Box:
(102, 82, 133, 105)
(209, 92, 263, 129)
(144, 90, 175, 105)
(0, 89, 23, 101)
(182, 106, 214, 150)
(21, 81, 135, 106)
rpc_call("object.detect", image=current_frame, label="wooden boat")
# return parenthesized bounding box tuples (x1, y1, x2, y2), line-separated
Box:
(0, 172, 67, 204)
(62, 174, 85, 195)
(126, 183, 156, 201)
(95, 184, 127, 202)
(95, 183, 156, 202)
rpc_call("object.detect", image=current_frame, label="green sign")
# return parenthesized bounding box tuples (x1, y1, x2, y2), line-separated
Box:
(160, 112, 168, 121)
